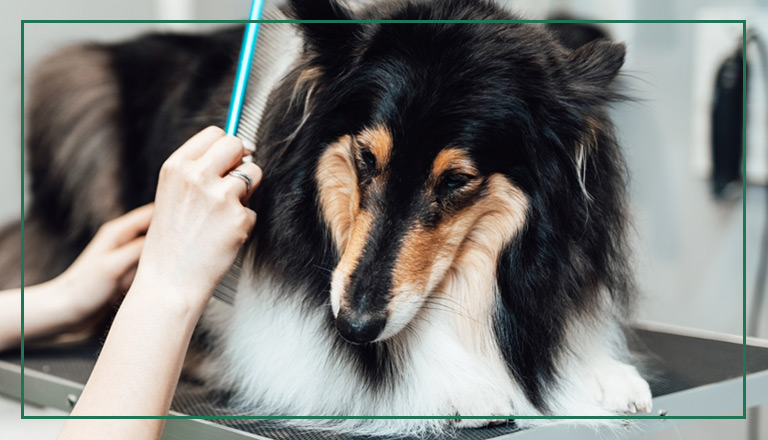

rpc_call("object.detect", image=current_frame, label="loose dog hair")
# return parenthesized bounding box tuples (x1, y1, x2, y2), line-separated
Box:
(4, 0, 651, 436)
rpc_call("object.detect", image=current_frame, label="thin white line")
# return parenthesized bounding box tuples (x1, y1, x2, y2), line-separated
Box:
(634, 320, 768, 348)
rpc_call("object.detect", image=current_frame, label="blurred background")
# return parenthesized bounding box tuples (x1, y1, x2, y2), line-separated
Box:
(0, 0, 765, 438)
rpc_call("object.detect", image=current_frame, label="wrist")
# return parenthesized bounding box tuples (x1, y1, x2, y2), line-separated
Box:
(128, 269, 213, 322)
(44, 276, 87, 327)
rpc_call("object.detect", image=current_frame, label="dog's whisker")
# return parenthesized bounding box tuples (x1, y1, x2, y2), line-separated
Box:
(418, 302, 482, 325)
(312, 264, 334, 275)
(425, 294, 471, 313)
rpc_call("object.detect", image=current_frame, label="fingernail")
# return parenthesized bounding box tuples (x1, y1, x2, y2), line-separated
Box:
(242, 139, 256, 153)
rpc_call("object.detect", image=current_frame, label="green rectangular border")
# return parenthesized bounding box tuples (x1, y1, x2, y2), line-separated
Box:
(19, 18, 748, 422)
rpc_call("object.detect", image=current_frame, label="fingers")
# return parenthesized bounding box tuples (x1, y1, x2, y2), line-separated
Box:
(223, 162, 263, 202)
(199, 135, 250, 176)
(241, 138, 256, 155)
(91, 204, 154, 251)
(116, 204, 154, 236)
(245, 207, 257, 231)
(105, 235, 146, 278)
(161, 127, 256, 192)
(171, 126, 227, 161)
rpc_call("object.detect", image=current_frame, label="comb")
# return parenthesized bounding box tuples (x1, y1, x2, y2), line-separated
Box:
(212, 1, 301, 304)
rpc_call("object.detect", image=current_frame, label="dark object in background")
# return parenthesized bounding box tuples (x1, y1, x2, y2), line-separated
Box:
(546, 13, 610, 50)
(711, 49, 744, 199)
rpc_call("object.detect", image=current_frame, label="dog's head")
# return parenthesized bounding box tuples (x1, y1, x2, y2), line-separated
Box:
(281, 0, 627, 345)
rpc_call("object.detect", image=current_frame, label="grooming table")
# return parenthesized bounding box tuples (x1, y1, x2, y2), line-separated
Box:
(1, 323, 767, 440)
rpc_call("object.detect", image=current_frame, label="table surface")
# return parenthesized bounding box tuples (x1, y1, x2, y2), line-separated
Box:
(1, 327, 767, 440)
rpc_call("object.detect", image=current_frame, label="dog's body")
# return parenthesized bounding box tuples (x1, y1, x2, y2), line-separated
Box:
(3, 0, 652, 435)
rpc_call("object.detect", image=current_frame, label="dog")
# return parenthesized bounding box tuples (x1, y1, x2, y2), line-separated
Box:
(2, 0, 652, 435)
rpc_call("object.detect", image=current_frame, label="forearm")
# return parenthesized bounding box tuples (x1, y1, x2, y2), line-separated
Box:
(0, 282, 80, 351)
(53, 127, 256, 438)
(59, 278, 205, 439)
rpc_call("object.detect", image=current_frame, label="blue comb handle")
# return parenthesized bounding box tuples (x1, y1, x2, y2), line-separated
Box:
(225, 0, 265, 136)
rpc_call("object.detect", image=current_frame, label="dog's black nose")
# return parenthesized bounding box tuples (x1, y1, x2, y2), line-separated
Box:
(335, 310, 386, 344)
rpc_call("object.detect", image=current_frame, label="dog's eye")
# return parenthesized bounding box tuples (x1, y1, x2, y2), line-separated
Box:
(360, 149, 377, 172)
(440, 174, 471, 193)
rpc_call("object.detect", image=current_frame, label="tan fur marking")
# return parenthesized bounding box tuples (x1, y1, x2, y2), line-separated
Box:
(336, 209, 374, 284)
(316, 125, 392, 254)
(390, 174, 528, 349)
(390, 225, 440, 301)
(442, 175, 528, 350)
(356, 125, 393, 170)
(316, 135, 359, 251)
(430, 147, 478, 179)
(289, 66, 322, 111)
(296, 66, 322, 86)
(318, 127, 393, 315)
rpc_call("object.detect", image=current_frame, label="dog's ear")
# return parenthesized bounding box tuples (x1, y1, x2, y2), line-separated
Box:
(493, 234, 565, 411)
(287, 0, 362, 69)
(565, 39, 626, 104)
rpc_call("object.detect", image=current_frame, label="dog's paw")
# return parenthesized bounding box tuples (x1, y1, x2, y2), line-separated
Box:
(450, 416, 510, 429)
(591, 360, 652, 414)
(449, 394, 515, 429)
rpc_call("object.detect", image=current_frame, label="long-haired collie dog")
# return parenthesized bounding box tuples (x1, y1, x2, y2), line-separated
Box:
(1, 0, 652, 435)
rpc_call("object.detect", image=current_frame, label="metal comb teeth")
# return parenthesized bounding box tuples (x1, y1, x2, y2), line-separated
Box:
(211, 2, 300, 305)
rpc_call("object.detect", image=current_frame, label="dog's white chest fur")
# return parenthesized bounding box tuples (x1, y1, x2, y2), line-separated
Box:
(197, 268, 651, 435)
(199, 270, 529, 434)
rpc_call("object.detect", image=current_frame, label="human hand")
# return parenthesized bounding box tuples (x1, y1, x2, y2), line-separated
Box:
(55, 204, 153, 322)
(132, 126, 261, 315)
